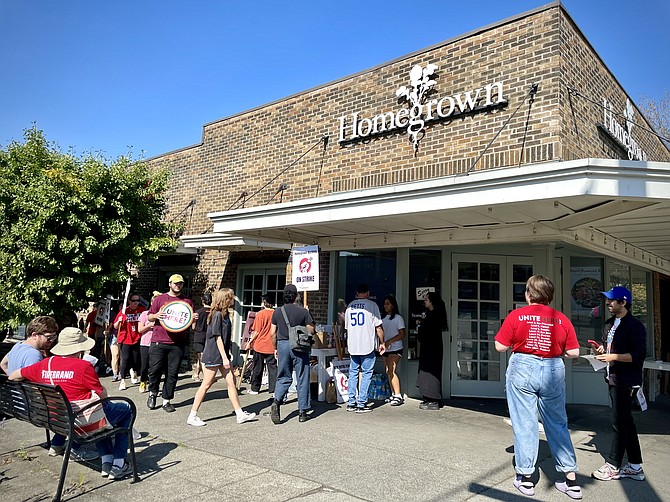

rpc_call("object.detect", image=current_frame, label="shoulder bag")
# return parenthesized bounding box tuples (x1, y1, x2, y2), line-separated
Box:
(280, 306, 313, 352)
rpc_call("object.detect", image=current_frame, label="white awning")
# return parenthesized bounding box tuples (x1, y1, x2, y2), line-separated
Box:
(182, 158, 670, 274)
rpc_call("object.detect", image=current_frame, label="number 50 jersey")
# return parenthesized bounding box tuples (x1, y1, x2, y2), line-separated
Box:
(345, 298, 383, 355)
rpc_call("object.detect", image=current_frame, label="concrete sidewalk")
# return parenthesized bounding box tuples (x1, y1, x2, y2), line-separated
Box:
(1, 373, 669, 501)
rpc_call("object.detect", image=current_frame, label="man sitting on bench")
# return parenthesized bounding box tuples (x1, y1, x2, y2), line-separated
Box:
(9, 327, 134, 480)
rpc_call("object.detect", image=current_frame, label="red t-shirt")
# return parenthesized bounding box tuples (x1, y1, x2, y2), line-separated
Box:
(495, 304, 579, 358)
(85, 310, 98, 336)
(20, 356, 104, 401)
(114, 305, 146, 345)
(251, 308, 275, 354)
(148, 293, 194, 344)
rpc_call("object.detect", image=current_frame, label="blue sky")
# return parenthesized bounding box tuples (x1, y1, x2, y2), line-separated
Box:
(1, 1, 668, 160)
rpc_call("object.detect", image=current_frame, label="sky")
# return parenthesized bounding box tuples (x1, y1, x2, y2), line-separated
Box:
(1, 0, 668, 160)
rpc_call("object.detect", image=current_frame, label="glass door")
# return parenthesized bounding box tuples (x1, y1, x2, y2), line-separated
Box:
(451, 254, 532, 398)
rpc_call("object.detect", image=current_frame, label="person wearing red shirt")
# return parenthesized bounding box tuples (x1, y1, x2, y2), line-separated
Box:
(9, 327, 134, 480)
(146, 274, 197, 412)
(114, 293, 146, 391)
(495, 275, 581, 499)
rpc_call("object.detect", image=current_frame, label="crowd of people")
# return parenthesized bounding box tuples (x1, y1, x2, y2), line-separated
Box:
(0, 274, 649, 495)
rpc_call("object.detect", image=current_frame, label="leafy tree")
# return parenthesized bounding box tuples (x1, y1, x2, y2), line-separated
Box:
(0, 127, 179, 328)
(639, 91, 670, 149)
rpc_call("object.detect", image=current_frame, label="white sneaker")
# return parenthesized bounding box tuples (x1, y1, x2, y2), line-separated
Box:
(245, 389, 259, 395)
(187, 415, 207, 427)
(118, 380, 127, 391)
(132, 427, 142, 440)
(130, 376, 139, 385)
(236, 411, 256, 424)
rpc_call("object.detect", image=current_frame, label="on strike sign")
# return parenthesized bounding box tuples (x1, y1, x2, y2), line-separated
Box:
(292, 245, 319, 291)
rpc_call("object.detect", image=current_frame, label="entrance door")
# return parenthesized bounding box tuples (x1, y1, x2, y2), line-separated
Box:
(451, 254, 533, 398)
(235, 266, 286, 358)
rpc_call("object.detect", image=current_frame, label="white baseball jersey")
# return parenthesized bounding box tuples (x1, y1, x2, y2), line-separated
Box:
(345, 298, 382, 355)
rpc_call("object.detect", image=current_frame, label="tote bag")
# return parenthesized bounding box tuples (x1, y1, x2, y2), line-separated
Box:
(47, 357, 112, 438)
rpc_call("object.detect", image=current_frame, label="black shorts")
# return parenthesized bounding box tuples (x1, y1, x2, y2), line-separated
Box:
(382, 349, 403, 357)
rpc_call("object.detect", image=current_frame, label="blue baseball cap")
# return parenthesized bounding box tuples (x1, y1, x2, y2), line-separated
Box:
(601, 286, 632, 302)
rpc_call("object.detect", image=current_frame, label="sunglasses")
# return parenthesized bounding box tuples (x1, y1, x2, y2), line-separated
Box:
(130, 298, 140, 302)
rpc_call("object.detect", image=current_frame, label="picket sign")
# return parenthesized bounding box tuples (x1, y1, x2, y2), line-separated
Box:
(327, 359, 350, 404)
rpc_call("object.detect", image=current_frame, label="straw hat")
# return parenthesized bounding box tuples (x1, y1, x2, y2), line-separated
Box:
(50, 327, 95, 356)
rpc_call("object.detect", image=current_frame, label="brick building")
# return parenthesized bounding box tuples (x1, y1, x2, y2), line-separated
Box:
(142, 2, 670, 403)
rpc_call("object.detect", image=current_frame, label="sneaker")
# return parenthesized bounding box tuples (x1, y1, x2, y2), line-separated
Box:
(513, 474, 535, 496)
(299, 411, 309, 422)
(48, 444, 65, 456)
(162, 402, 176, 413)
(356, 406, 372, 413)
(555, 480, 583, 499)
(130, 376, 139, 385)
(111, 374, 120, 382)
(592, 462, 620, 481)
(105, 367, 113, 375)
(187, 415, 207, 427)
(270, 401, 281, 425)
(245, 389, 259, 395)
(619, 463, 645, 481)
(346, 404, 357, 412)
(69, 446, 99, 462)
(108, 461, 132, 480)
(132, 427, 141, 440)
(138, 382, 147, 393)
(101, 462, 113, 478)
(236, 411, 257, 424)
(118, 380, 127, 391)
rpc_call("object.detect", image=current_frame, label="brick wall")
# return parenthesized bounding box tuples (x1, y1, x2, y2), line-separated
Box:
(144, 4, 669, 325)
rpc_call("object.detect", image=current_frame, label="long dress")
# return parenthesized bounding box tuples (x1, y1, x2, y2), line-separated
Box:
(416, 309, 444, 400)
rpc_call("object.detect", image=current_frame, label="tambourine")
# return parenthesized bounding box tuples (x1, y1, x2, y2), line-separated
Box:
(159, 301, 194, 333)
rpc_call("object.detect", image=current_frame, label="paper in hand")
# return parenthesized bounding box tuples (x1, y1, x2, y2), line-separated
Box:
(580, 354, 608, 372)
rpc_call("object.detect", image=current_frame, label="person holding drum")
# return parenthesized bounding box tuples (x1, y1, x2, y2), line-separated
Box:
(146, 274, 198, 413)
(187, 288, 256, 426)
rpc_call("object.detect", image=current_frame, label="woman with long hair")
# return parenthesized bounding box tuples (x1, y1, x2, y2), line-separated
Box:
(382, 295, 406, 406)
(416, 291, 448, 410)
(187, 288, 256, 426)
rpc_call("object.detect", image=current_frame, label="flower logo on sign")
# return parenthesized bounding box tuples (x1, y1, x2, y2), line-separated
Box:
(299, 257, 312, 274)
(396, 63, 439, 153)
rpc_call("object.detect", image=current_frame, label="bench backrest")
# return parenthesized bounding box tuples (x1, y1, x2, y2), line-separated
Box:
(0, 375, 73, 437)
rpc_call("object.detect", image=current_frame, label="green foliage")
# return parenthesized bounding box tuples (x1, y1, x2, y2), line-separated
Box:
(0, 127, 179, 328)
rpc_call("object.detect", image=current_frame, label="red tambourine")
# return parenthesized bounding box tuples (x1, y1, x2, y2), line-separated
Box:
(159, 301, 194, 333)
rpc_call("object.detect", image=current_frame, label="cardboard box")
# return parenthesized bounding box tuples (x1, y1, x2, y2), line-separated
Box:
(313, 331, 329, 349)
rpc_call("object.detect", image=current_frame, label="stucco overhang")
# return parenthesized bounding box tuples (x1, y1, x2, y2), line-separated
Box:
(182, 158, 670, 274)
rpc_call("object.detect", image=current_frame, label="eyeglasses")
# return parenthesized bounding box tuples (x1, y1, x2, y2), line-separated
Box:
(43, 333, 58, 342)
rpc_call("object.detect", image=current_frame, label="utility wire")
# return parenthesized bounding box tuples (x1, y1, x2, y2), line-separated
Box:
(229, 135, 328, 211)
(468, 83, 539, 174)
(566, 86, 670, 144)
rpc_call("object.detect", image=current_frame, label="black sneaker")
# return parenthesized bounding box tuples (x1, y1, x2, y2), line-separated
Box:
(162, 402, 176, 413)
(346, 404, 357, 412)
(147, 394, 157, 410)
(108, 461, 132, 481)
(298, 411, 309, 422)
(356, 406, 372, 413)
(270, 401, 281, 425)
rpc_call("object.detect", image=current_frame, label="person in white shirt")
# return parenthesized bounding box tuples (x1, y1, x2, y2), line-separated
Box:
(345, 284, 385, 413)
(381, 295, 405, 406)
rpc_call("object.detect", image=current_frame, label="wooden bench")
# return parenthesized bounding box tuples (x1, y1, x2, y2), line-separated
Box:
(0, 374, 140, 502)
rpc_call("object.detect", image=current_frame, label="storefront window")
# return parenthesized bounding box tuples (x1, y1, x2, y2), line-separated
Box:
(333, 250, 397, 327)
(569, 257, 604, 366)
(407, 250, 442, 359)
